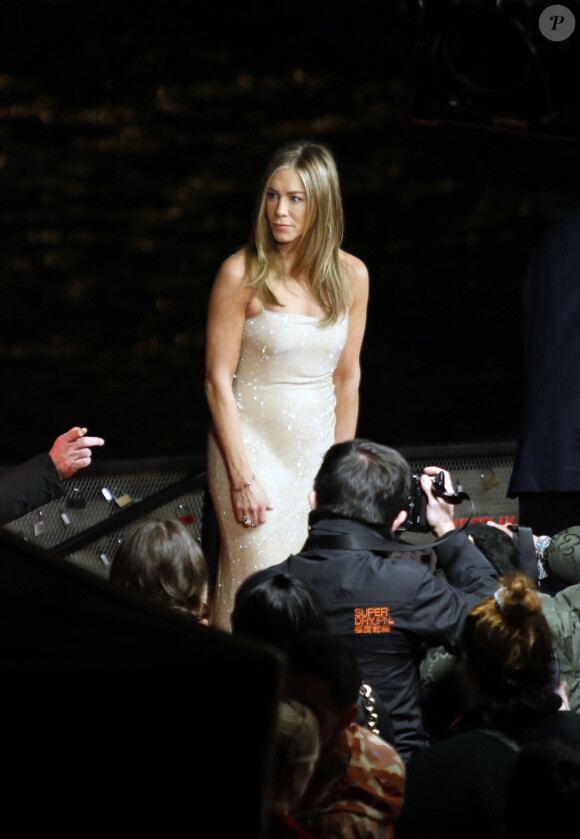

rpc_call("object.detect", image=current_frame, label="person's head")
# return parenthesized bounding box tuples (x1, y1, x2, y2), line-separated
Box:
(255, 141, 343, 258)
(271, 699, 320, 814)
(232, 574, 329, 648)
(109, 519, 209, 622)
(311, 438, 410, 531)
(461, 572, 555, 707)
(247, 141, 350, 324)
(465, 523, 521, 577)
(285, 631, 361, 752)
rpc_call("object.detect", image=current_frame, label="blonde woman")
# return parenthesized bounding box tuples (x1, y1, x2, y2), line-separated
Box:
(206, 141, 369, 629)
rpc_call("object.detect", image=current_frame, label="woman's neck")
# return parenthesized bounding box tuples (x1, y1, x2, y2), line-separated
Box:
(277, 240, 302, 274)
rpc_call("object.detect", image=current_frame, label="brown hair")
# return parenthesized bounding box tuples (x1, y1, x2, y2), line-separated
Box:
(462, 573, 554, 703)
(110, 519, 209, 622)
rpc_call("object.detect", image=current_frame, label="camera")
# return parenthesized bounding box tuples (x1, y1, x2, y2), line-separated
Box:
(399, 471, 446, 533)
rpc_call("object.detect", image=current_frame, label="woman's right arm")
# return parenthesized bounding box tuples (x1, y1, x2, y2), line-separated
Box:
(205, 254, 273, 527)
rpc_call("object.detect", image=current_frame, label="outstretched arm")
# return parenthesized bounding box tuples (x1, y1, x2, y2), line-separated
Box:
(422, 466, 498, 604)
(0, 427, 104, 525)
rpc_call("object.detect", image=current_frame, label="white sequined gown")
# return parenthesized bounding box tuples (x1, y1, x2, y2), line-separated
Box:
(208, 309, 349, 630)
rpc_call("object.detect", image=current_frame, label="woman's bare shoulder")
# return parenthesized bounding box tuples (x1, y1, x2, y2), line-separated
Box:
(340, 250, 369, 291)
(215, 250, 249, 288)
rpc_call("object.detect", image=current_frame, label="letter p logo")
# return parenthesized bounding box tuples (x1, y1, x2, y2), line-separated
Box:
(539, 5, 576, 41)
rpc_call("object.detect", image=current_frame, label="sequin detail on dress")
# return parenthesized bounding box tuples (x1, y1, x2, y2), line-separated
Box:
(208, 309, 348, 629)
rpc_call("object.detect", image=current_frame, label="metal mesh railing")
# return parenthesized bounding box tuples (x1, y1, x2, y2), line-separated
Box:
(3, 456, 210, 580)
(2, 443, 518, 573)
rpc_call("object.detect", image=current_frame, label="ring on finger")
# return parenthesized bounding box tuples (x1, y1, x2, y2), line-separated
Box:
(241, 516, 250, 526)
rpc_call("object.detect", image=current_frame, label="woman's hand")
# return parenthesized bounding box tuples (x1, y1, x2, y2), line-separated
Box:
(231, 477, 274, 528)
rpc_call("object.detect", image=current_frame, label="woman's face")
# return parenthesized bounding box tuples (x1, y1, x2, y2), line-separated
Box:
(265, 167, 309, 249)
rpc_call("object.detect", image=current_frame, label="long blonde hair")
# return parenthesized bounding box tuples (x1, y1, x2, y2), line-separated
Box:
(245, 141, 352, 325)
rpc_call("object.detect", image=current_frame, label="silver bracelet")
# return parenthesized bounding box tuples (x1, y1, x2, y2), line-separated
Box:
(231, 474, 255, 492)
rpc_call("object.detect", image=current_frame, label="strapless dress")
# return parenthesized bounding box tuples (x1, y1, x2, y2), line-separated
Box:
(208, 308, 348, 630)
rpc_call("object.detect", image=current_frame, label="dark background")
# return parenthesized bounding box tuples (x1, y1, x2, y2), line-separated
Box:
(1, 0, 579, 462)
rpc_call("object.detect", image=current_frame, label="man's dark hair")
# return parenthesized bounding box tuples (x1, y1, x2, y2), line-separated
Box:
(465, 523, 520, 577)
(313, 439, 411, 528)
(232, 574, 329, 648)
(286, 631, 362, 712)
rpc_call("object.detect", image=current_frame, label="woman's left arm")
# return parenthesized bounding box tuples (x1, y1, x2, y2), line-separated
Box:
(333, 255, 369, 442)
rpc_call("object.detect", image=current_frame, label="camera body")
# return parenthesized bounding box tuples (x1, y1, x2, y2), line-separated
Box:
(399, 471, 446, 533)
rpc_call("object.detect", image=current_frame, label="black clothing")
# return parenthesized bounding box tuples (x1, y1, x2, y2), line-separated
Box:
(0, 530, 282, 839)
(237, 518, 498, 762)
(0, 453, 64, 526)
(517, 491, 580, 538)
(396, 705, 580, 839)
(509, 209, 580, 532)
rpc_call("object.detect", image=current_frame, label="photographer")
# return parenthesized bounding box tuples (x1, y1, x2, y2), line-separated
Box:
(235, 439, 497, 763)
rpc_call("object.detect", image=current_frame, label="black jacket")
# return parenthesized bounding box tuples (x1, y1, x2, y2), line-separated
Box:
(509, 207, 580, 494)
(0, 453, 64, 526)
(396, 704, 580, 839)
(238, 518, 498, 762)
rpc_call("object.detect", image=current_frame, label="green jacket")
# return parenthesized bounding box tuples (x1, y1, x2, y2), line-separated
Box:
(421, 583, 580, 716)
(540, 583, 580, 712)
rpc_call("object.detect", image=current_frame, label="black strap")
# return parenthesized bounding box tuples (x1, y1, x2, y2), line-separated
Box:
(302, 489, 475, 556)
(303, 526, 469, 556)
(303, 533, 411, 555)
(512, 526, 538, 582)
(478, 729, 521, 753)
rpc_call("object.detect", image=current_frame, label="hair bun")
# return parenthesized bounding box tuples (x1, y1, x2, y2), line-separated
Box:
(495, 573, 542, 619)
